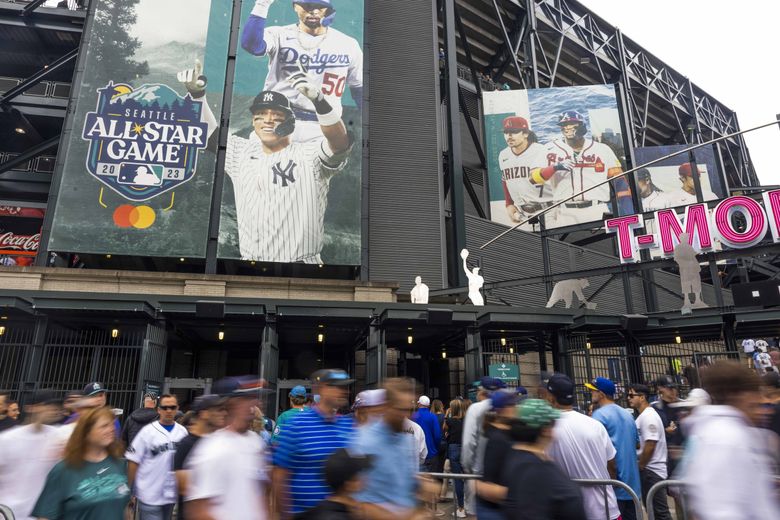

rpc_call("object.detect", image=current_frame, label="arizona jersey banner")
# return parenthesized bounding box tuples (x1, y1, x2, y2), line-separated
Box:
(48, 0, 232, 257)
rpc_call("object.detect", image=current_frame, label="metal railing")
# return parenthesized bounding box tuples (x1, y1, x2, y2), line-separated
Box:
(646, 479, 688, 520)
(0, 504, 14, 520)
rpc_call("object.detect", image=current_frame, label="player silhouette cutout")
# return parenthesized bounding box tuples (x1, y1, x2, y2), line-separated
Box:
(545, 278, 597, 309)
(132, 166, 161, 186)
(461, 249, 484, 306)
(410, 276, 429, 304)
(674, 232, 708, 313)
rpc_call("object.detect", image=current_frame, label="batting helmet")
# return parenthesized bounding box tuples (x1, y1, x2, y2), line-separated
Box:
(557, 110, 587, 137)
(678, 162, 701, 178)
(293, 0, 336, 27)
(250, 90, 295, 137)
(636, 168, 652, 182)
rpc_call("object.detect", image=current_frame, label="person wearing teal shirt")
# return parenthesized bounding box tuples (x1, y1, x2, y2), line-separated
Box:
(271, 384, 307, 443)
(33, 406, 130, 520)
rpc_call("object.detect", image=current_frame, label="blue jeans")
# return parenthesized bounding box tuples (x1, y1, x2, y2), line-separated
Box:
(138, 501, 174, 520)
(448, 444, 464, 508)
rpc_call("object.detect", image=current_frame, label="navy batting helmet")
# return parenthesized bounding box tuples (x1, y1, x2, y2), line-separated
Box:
(293, 0, 336, 27)
(250, 90, 295, 137)
(636, 168, 652, 181)
(558, 110, 587, 137)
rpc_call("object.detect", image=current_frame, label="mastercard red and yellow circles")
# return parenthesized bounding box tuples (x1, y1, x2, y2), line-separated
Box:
(112, 204, 156, 229)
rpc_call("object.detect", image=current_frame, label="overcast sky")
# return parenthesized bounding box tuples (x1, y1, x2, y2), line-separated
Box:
(579, 0, 778, 186)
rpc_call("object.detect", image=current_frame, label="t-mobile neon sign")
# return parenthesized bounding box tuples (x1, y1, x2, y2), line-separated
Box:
(605, 190, 780, 263)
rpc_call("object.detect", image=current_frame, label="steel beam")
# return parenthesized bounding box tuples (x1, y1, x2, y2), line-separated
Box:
(0, 136, 60, 175)
(21, 0, 49, 16)
(0, 48, 78, 106)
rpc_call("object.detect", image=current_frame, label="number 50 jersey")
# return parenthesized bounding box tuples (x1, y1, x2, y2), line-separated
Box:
(499, 142, 553, 207)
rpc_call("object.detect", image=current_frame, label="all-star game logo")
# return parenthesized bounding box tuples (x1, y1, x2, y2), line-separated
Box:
(82, 82, 208, 228)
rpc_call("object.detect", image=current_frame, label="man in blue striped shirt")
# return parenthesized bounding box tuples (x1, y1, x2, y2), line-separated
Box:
(272, 369, 356, 518)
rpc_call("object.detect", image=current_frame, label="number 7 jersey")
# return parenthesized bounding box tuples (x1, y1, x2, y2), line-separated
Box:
(499, 142, 553, 206)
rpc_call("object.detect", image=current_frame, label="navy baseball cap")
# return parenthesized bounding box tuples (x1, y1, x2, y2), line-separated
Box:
(655, 375, 678, 389)
(83, 382, 107, 396)
(213, 376, 271, 398)
(547, 374, 575, 405)
(585, 377, 616, 397)
(192, 394, 225, 412)
(491, 389, 520, 410)
(480, 376, 507, 391)
(312, 369, 355, 386)
(516, 385, 528, 396)
(290, 385, 307, 398)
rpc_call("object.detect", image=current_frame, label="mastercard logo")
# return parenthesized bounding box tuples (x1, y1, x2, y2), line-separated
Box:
(112, 204, 156, 229)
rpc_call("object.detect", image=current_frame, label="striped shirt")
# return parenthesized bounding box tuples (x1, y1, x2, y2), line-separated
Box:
(272, 407, 355, 515)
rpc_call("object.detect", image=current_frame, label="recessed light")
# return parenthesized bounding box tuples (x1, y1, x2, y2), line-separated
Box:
(14, 127, 26, 134)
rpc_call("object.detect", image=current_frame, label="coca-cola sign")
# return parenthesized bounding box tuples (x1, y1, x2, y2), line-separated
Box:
(0, 209, 45, 258)
(0, 231, 40, 253)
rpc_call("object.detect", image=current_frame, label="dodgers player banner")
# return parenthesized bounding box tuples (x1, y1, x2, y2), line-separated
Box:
(47, 0, 234, 258)
(483, 85, 634, 231)
(217, 0, 365, 265)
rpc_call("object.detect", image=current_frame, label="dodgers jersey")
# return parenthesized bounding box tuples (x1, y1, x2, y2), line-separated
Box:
(499, 142, 552, 206)
(260, 24, 363, 113)
(545, 138, 622, 203)
(225, 132, 347, 263)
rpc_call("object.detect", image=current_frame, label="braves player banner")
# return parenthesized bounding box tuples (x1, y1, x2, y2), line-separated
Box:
(212, 0, 364, 265)
(483, 85, 634, 231)
(0, 205, 45, 266)
(47, 0, 233, 257)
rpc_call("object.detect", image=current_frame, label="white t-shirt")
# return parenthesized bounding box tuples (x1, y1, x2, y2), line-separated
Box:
(186, 428, 268, 520)
(0, 424, 63, 519)
(403, 418, 428, 467)
(742, 339, 756, 353)
(126, 421, 188, 506)
(635, 406, 667, 478)
(548, 410, 620, 520)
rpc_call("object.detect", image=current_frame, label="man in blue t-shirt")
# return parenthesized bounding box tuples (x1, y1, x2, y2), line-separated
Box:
(588, 377, 641, 520)
(411, 395, 442, 472)
(272, 369, 356, 517)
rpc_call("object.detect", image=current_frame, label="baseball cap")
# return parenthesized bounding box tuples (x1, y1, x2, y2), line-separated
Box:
(417, 395, 431, 407)
(192, 394, 225, 412)
(311, 369, 355, 386)
(584, 377, 616, 397)
(669, 388, 711, 408)
(516, 398, 560, 428)
(516, 386, 528, 396)
(29, 389, 62, 406)
(480, 376, 507, 392)
(546, 374, 575, 405)
(290, 385, 307, 398)
(503, 116, 529, 132)
(213, 376, 271, 398)
(491, 389, 520, 410)
(636, 168, 652, 181)
(678, 162, 701, 178)
(83, 382, 107, 396)
(324, 449, 373, 491)
(249, 90, 293, 115)
(655, 375, 678, 389)
(355, 389, 386, 408)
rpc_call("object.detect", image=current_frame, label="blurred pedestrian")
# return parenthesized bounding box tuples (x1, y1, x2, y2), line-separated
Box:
(352, 378, 434, 518)
(0, 392, 14, 432)
(0, 389, 63, 519)
(186, 378, 270, 520)
(126, 394, 188, 520)
(431, 399, 447, 477)
(6, 400, 19, 421)
(653, 376, 685, 471)
(588, 377, 641, 520)
(272, 369, 355, 518)
(299, 448, 373, 520)
(353, 389, 384, 427)
(443, 398, 466, 517)
(173, 394, 227, 519)
(32, 406, 130, 519)
(763, 371, 780, 438)
(628, 384, 671, 520)
(67, 382, 121, 437)
(501, 399, 586, 520)
(272, 385, 307, 442)
(412, 395, 442, 473)
(681, 361, 780, 519)
(545, 374, 620, 520)
(121, 392, 159, 446)
(475, 388, 520, 520)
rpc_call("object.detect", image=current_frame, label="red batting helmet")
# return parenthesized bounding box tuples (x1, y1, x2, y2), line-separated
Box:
(678, 162, 702, 178)
(503, 116, 530, 132)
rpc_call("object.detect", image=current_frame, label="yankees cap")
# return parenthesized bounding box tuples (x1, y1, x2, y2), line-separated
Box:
(250, 90, 293, 115)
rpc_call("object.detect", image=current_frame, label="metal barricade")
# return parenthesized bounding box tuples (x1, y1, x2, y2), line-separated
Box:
(646, 479, 688, 520)
(573, 478, 643, 520)
(420, 473, 482, 519)
(0, 504, 15, 520)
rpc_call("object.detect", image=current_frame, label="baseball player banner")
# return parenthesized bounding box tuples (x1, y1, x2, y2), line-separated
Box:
(634, 144, 724, 213)
(205, 0, 364, 265)
(47, 0, 233, 257)
(483, 85, 634, 231)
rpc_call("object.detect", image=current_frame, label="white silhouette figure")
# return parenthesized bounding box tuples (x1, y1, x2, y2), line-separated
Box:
(461, 249, 484, 306)
(674, 232, 708, 313)
(132, 166, 161, 186)
(410, 276, 429, 304)
(546, 278, 597, 309)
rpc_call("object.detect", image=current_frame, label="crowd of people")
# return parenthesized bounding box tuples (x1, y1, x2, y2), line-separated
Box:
(0, 360, 779, 520)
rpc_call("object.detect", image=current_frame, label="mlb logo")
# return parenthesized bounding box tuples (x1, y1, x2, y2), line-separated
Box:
(118, 163, 163, 187)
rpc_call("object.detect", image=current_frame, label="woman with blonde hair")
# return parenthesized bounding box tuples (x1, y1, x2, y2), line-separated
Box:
(32, 406, 130, 519)
(444, 398, 467, 517)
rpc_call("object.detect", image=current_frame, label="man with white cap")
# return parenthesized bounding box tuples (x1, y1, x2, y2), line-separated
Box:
(412, 394, 442, 473)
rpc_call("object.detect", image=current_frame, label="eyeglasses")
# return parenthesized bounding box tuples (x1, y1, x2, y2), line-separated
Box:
(159, 405, 178, 411)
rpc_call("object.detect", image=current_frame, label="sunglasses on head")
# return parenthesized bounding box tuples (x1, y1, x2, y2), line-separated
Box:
(159, 405, 178, 411)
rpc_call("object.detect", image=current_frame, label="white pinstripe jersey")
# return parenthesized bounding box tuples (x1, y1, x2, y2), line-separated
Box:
(226, 132, 346, 262)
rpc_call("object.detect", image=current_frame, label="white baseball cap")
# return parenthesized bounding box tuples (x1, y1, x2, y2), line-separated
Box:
(669, 388, 711, 408)
(355, 389, 386, 408)
(417, 395, 431, 407)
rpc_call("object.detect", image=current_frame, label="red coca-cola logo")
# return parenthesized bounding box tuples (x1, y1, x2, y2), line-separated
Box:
(0, 232, 40, 252)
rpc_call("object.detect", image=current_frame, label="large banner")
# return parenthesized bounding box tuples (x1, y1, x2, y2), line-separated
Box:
(483, 85, 633, 231)
(634, 144, 725, 212)
(48, 0, 232, 257)
(215, 0, 364, 265)
(0, 205, 45, 266)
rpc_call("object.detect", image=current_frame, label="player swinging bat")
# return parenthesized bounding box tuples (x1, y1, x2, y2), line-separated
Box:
(178, 61, 351, 264)
(241, 0, 363, 142)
